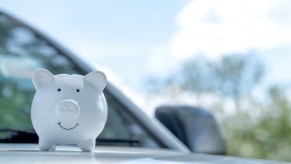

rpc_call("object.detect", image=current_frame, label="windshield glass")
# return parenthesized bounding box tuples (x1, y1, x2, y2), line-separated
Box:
(0, 13, 160, 149)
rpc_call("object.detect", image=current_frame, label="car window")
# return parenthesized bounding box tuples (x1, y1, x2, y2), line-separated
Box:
(0, 13, 160, 148)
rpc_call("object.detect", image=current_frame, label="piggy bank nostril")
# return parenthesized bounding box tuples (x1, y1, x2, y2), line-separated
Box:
(55, 99, 80, 119)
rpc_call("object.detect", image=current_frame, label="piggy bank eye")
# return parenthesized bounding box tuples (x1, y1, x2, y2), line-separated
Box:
(57, 88, 61, 92)
(76, 89, 80, 92)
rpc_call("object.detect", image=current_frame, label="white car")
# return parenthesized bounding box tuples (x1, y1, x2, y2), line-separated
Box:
(0, 11, 288, 163)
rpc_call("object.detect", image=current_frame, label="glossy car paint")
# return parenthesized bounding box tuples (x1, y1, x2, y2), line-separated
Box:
(0, 144, 289, 164)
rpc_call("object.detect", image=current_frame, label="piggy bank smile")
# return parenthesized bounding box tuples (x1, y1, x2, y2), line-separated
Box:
(31, 69, 108, 152)
(57, 122, 79, 130)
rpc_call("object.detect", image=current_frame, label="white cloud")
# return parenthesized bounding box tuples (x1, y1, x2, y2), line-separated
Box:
(145, 45, 177, 75)
(171, 0, 291, 60)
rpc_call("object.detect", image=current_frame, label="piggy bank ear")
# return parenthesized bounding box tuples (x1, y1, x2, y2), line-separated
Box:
(84, 71, 107, 92)
(32, 69, 54, 91)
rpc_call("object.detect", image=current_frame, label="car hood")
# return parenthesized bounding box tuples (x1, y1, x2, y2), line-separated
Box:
(0, 144, 288, 164)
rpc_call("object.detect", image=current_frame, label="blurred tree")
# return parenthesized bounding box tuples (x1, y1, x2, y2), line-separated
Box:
(149, 54, 265, 109)
(226, 86, 291, 161)
(209, 55, 264, 110)
(146, 54, 291, 161)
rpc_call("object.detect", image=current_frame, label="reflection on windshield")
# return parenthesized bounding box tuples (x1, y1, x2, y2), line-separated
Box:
(0, 14, 77, 133)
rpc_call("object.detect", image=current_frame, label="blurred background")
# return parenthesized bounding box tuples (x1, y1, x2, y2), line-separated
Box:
(1, 0, 291, 161)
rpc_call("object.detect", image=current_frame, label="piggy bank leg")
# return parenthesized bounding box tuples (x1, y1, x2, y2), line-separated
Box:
(78, 139, 96, 152)
(39, 137, 55, 151)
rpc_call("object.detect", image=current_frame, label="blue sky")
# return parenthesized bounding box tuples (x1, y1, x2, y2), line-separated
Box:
(0, 0, 188, 89)
(1, 0, 291, 92)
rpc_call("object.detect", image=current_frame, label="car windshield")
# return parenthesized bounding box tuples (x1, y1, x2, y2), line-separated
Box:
(0, 13, 161, 149)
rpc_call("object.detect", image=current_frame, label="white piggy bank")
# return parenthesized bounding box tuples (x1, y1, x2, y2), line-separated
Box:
(31, 69, 107, 152)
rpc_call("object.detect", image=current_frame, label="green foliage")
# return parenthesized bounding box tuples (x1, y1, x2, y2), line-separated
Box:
(226, 86, 291, 161)
(0, 80, 34, 131)
(146, 54, 291, 161)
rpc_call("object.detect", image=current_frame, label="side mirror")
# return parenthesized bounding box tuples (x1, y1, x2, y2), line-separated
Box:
(155, 105, 227, 155)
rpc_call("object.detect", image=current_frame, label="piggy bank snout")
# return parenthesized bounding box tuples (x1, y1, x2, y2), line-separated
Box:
(55, 99, 80, 120)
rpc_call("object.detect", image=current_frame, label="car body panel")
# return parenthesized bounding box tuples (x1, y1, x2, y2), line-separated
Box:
(0, 144, 289, 164)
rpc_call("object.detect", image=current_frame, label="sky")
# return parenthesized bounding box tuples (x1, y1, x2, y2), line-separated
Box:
(1, 0, 291, 93)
